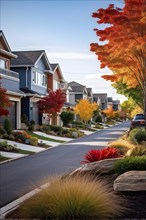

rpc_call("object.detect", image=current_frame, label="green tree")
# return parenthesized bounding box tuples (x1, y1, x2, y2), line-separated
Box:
(60, 111, 74, 126)
(113, 82, 143, 109)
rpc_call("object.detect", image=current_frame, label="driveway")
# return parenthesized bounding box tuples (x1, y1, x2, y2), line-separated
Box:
(0, 121, 130, 207)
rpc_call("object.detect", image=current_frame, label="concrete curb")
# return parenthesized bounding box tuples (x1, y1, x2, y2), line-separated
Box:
(0, 182, 50, 219)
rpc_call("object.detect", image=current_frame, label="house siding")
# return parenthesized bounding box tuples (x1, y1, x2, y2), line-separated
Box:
(1, 75, 20, 92)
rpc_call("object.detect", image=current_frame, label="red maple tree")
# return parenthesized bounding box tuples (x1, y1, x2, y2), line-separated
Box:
(37, 89, 66, 124)
(0, 78, 12, 116)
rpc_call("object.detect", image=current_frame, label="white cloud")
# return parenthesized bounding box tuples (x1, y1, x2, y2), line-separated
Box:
(46, 51, 95, 60)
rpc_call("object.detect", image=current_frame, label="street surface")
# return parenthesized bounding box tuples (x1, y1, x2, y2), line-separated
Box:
(0, 121, 130, 207)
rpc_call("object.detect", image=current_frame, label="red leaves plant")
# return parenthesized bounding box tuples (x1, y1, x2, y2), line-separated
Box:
(82, 147, 121, 164)
(0, 78, 12, 116)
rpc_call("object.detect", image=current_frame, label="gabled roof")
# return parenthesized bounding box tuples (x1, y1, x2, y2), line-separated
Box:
(69, 81, 87, 94)
(50, 63, 65, 82)
(11, 50, 52, 70)
(0, 30, 17, 58)
(87, 88, 92, 96)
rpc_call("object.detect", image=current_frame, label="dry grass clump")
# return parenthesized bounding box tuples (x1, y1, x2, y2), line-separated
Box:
(9, 175, 124, 219)
(107, 139, 135, 156)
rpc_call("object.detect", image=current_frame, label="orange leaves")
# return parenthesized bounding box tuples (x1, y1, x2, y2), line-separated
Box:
(103, 106, 115, 119)
(102, 75, 117, 82)
(90, 0, 146, 92)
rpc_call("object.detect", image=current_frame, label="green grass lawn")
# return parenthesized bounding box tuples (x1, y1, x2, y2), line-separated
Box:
(0, 154, 10, 162)
(26, 131, 65, 143)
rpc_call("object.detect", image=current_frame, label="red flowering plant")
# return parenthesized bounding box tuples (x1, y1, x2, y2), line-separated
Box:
(82, 147, 121, 164)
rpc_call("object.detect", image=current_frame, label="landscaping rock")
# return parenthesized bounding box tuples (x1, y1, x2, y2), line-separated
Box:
(71, 132, 78, 138)
(70, 158, 123, 176)
(114, 171, 146, 191)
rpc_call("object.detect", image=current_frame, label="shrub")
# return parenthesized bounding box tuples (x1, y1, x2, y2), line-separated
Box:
(95, 115, 102, 123)
(30, 137, 38, 146)
(4, 118, 12, 134)
(49, 125, 63, 133)
(94, 124, 104, 129)
(0, 127, 6, 135)
(0, 141, 19, 153)
(134, 129, 146, 144)
(82, 147, 121, 163)
(128, 128, 142, 144)
(41, 125, 51, 133)
(21, 114, 29, 126)
(28, 120, 35, 131)
(60, 111, 74, 126)
(62, 129, 70, 135)
(11, 175, 124, 219)
(113, 156, 146, 174)
(14, 131, 31, 143)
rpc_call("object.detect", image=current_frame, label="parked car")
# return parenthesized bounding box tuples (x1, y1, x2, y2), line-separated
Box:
(130, 114, 145, 130)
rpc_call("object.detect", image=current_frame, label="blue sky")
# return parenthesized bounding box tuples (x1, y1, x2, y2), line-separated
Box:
(0, 0, 126, 102)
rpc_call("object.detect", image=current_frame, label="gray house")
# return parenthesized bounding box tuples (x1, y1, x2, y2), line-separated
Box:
(68, 81, 89, 105)
(11, 50, 53, 125)
(0, 30, 24, 129)
(93, 93, 108, 110)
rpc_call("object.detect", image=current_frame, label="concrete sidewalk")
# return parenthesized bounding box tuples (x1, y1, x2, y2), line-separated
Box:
(34, 131, 73, 141)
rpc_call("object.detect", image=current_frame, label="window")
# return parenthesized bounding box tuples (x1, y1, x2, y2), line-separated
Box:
(53, 80, 60, 90)
(0, 59, 6, 69)
(42, 75, 47, 86)
(33, 70, 47, 87)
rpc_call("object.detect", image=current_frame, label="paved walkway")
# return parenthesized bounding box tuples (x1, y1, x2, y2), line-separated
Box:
(34, 131, 73, 141)
(0, 132, 73, 161)
(0, 151, 28, 159)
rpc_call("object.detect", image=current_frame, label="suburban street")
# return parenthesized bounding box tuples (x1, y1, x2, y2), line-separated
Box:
(0, 121, 130, 208)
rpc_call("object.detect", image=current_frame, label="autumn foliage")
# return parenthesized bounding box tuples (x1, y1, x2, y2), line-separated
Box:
(82, 147, 121, 163)
(103, 106, 115, 119)
(37, 89, 66, 115)
(74, 99, 98, 123)
(90, 0, 146, 122)
(0, 79, 12, 116)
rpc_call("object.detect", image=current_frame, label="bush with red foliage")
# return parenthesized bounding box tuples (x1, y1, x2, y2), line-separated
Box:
(82, 147, 121, 163)
(0, 78, 12, 116)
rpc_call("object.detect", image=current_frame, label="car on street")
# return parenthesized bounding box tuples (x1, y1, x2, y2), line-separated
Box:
(130, 113, 145, 130)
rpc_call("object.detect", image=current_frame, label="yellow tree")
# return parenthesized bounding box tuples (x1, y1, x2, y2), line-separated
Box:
(90, 0, 146, 127)
(74, 99, 98, 123)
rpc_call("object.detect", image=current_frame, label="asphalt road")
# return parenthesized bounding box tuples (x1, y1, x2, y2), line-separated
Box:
(0, 121, 130, 207)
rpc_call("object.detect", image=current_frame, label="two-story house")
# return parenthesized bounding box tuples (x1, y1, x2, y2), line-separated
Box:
(48, 63, 73, 125)
(68, 81, 89, 105)
(10, 50, 53, 126)
(93, 93, 108, 110)
(0, 30, 24, 129)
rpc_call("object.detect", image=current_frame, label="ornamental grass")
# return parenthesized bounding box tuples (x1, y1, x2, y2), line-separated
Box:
(9, 175, 125, 219)
(107, 139, 135, 156)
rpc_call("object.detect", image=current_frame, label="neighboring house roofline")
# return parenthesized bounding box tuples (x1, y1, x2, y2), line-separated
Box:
(11, 50, 52, 70)
(0, 30, 11, 52)
(51, 63, 65, 82)
(34, 50, 52, 71)
(0, 48, 17, 59)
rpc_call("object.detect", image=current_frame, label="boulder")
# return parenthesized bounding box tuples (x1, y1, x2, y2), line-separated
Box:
(114, 171, 146, 191)
(70, 158, 123, 176)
